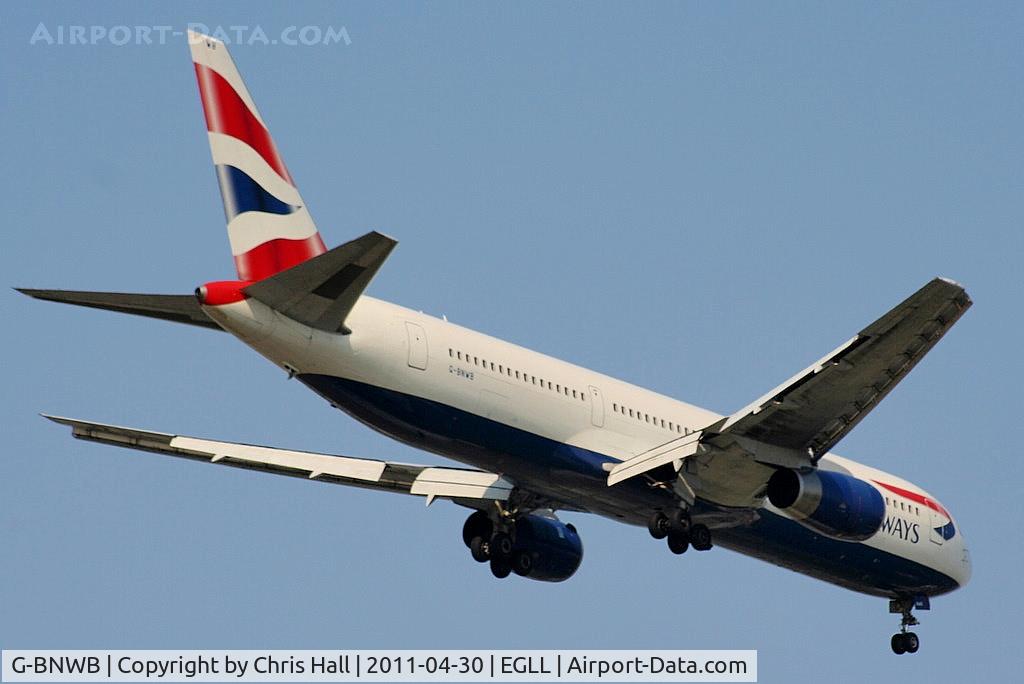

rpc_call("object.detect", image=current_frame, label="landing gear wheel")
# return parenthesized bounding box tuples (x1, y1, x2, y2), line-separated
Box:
(668, 508, 691, 535)
(890, 632, 919, 655)
(491, 532, 513, 558)
(462, 511, 493, 548)
(512, 551, 533, 577)
(469, 536, 490, 563)
(690, 524, 713, 551)
(667, 532, 690, 555)
(648, 512, 669, 540)
(490, 557, 511, 579)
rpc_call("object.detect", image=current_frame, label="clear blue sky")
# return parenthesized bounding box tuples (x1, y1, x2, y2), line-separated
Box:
(3, 2, 1021, 681)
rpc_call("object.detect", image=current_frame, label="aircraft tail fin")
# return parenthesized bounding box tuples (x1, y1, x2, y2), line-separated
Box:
(188, 30, 326, 281)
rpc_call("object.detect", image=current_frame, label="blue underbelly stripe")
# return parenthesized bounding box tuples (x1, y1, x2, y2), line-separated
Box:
(299, 372, 959, 598)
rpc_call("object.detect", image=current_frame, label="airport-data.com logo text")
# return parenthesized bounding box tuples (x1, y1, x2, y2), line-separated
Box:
(29, 23, 351, 47)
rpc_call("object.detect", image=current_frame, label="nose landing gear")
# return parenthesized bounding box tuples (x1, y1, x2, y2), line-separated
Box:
(889, 596, 928, 654)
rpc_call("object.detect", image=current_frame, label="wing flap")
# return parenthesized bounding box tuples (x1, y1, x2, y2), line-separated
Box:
(607, 432, 702, 486)
(409, 467, 515, 499)
(45, 415, 514, 502)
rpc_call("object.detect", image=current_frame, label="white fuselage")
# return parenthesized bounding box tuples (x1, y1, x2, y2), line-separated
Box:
(203, 294, 972, 598)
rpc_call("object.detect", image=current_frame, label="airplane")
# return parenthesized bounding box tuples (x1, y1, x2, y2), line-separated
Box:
(20, 31, 972, 656)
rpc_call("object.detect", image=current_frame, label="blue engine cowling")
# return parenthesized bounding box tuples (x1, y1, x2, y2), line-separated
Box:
(512, 515, 584, 582)
(766, 468, 885, 541)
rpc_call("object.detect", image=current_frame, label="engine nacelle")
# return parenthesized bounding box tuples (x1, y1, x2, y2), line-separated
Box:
(512, 515, 584, 582)
(766, 468, 885, 541)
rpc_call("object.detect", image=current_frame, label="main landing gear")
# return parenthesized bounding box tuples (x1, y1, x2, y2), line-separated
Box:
(889, 596, 927, 655)
(647, 509, 713, 555)
(463, 510, 505, 577)
(462, 510, 527, 579)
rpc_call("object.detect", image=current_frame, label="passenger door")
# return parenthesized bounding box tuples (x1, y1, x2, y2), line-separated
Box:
(588, 385, 605, 427)
(405, 321, 428, 370)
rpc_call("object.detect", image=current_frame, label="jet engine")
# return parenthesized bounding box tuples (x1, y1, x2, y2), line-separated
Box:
(509, 515, 584, 582)
(766, 468, 885, 541)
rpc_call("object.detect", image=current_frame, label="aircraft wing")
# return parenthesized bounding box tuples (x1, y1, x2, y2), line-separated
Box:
(44, 415, 515, 504)
(714, 277, 972, 461)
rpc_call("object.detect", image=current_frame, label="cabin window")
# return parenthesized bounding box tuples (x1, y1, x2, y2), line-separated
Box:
(449, 348, 453, 358)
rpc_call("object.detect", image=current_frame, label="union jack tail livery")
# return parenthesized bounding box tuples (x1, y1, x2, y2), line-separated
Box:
(189, 30, 326, 282)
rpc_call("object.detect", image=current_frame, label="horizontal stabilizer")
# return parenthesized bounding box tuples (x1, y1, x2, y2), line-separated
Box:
(17, 288, 221, 331)
(44, 415, 515, 503)
(244, 230, 397, 334)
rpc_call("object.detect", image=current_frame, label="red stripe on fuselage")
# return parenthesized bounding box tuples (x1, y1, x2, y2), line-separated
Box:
(193, 63, 294, 186)
(234, 234, 327, 282)
(873, 480, 950, 519)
